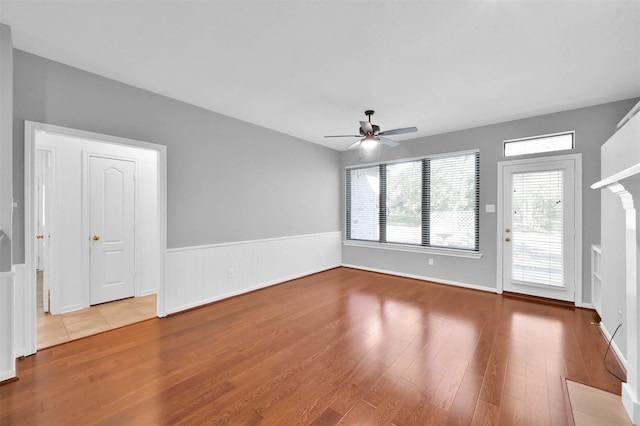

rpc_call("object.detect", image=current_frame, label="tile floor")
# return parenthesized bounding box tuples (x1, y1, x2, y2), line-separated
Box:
(36, 272, 157, 349)
(567, 380, 633, 425)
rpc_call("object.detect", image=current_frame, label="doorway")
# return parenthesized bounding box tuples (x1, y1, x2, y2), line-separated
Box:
(497, 154, 582, 303)
(22, 121, 167, 356)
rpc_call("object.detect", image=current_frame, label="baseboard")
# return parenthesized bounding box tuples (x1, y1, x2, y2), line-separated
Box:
(599, 322, 628, 371)
(136, 289, 157, 297)
(622, 383, 640, 425)
(58, 303, 86, 315)
(340, 263, 496, 293)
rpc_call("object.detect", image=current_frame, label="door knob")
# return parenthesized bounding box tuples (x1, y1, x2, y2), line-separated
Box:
(505, 237, 511, 242)
(92, 235, 101, 241)
(36, 235, 44, 239)
(505, 228, 511, 233)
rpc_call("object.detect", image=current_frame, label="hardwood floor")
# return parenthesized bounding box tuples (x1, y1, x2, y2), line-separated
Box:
(0, 267, 625, 425)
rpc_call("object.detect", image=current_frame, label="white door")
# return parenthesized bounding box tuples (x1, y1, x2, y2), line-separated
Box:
(35, 149, 54, 312)
(501, 158, 577, 302)
(90, 156, 136, 305)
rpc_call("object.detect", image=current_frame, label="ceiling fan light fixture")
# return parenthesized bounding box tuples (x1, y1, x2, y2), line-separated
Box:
(361, 134, 378, 149)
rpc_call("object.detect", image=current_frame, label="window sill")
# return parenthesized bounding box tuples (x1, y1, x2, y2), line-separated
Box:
(343, 240, 483, 259)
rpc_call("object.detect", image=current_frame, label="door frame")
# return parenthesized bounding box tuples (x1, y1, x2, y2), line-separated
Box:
(24, 121, 167, 356)
(496, 153, 583, 306)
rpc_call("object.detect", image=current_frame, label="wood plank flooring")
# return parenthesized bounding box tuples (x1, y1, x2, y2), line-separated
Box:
(0, 267, 625, 425)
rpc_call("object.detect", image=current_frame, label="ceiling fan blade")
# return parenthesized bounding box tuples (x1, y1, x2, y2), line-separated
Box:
(378, 126, 418, 136)
(379, 136, 400, 147)
(360, 121, 373, 134)
(345, 140, 361, 150)
(324, 134, 361, 138)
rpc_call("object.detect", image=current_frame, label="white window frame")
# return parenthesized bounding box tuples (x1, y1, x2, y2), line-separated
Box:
(504, 131, 575, 157)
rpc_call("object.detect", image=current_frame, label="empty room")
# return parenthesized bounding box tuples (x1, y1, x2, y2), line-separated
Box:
(1, 1, 640, 425)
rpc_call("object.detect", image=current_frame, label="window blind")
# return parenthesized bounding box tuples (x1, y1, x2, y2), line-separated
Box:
(511, 170, 564, 287)
(385, 161, 422, 245)
(346, 166, 380, 241)
(346, 150, 480, 252)
(428, 152, 479, 251)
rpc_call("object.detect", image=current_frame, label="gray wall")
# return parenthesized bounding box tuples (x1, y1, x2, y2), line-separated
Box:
(0, 25, 12, 272)
(12, 50, 341, 263)
(342, 98, 639, 301)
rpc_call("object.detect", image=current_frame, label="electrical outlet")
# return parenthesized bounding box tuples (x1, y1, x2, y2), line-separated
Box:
(428, 258, 434, 266)
(618, 310, 623, 325)
(228, 268, 234, 279)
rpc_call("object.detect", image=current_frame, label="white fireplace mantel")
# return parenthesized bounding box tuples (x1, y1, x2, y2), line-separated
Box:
(592, 163, 640, 425)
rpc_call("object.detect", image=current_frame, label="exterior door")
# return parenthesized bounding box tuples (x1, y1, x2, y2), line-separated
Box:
(90, 156, 136, 305)
(501, 158, 577, 302)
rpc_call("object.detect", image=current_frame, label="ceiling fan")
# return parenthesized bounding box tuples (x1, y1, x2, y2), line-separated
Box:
(325, 110, 418, 150)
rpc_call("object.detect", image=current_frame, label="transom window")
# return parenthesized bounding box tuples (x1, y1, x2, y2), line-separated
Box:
(346, 150, 480, 252)
(504, 131, 574, 157)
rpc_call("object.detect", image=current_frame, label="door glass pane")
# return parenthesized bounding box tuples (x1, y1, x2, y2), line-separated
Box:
(349, 167, 380, 241)
(386, 161, 421, 244)
(511, 170, 564, 287)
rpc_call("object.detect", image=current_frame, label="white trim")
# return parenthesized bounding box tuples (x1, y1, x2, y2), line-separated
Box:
(503, 130, 575, 157)
(23, 121, 168, 357)
(12, 264, 26, 357)
(342, 240, 483, 259)
(165, 265, 338, 315)
(599, 323, 627, 370)
(22, 123, 37, 356)
(591, 162, 640, 190)
(496, 153, 583, 306)
(0, 270, 15, 382)
(341, 263, 496, 294)
(616, 99, 640, 130)
(580, 302, 596, 310)
(167, 231, 342, 253)
(622, 384, 640, 425)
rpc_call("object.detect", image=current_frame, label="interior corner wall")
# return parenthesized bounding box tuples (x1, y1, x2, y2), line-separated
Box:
(0, 23, 15, 381)
(341, 98, 640, 298)
(12, 49, 341, 261)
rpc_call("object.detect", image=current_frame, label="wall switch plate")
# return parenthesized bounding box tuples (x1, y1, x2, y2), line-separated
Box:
(228, 268, 234, 279)
(428, 258, 434, 266)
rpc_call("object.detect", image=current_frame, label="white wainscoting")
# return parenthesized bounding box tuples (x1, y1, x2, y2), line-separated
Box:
(12, 264, 29, 358)
(165, 231, 342, 315)
(0, 270, 15, 381)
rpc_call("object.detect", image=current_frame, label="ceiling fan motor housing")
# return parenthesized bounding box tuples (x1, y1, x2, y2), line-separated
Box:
(359, 124, 380, 136)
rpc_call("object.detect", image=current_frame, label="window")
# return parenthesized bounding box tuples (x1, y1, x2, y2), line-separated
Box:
(504, 131, 574, 157)
(346, 150, 479, 252)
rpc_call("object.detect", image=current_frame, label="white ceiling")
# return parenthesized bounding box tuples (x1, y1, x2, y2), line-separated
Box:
(1, 1, 639, 151)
